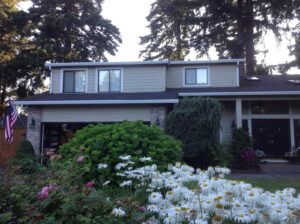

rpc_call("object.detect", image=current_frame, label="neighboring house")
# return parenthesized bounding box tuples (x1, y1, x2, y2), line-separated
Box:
(15, 59, 300, 158)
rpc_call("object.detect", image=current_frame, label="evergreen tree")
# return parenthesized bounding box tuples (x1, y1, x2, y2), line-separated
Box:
(140, 0, 192, 60)
(0, 0, 32, 115)
(29, 0, 121, 62)
(141, 0, 295, 75)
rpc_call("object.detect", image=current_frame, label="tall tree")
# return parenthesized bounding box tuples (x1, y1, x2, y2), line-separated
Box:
(0, 0, 32, 115)
(29, 0, 122, 62)
(140, 0, 192, 60)
(141, 0, 295, 75)
(288, 0, 300, 68)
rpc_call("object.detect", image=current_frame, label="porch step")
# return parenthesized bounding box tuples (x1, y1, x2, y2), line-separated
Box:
(260, 158, 289, 163)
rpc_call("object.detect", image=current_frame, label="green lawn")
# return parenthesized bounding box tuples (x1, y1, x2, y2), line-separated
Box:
(232, 178, 300, 193)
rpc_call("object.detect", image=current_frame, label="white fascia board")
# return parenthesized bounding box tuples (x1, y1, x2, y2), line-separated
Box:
(15, 99, 179, 105)
(179, 91, 300, 97)
(170, 59, 245, 65)
(45, 61, 169, 68)
(45, 59, 245, 68)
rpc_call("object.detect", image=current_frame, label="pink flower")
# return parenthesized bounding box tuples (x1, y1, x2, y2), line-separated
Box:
(38, 184, 57, 200)
(77, 155, 85, 163)
(138, 206, 146, 212)
(86, 181, 95, 188)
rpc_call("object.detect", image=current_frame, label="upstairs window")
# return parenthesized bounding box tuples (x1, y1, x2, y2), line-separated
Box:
(185, 68, 208, 85)
(63, 70, 86, 93)
(98, 69, 121, 92)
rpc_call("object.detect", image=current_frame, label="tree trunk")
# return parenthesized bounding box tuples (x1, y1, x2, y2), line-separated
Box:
(244, 0, 255, 76)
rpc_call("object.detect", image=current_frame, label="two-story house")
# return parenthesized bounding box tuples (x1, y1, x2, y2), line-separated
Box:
(15, 59, 300, 158)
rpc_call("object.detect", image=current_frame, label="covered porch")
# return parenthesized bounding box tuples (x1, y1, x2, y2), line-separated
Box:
(234, 97, 300, 158)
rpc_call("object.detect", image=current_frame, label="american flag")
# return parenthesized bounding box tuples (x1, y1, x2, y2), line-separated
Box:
(4, 101, 18, 144)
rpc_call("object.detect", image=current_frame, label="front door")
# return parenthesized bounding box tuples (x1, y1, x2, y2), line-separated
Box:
(252, 119, 290, 158)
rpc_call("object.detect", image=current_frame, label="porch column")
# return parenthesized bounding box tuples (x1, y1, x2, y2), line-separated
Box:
(290, 118, 295, 150)
(235, 97, 242, 128)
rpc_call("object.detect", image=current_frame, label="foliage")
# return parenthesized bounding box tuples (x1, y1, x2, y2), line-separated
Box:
(9, 139, 42, 174)
(231, 128, 257, 169)
(165, 97, 222, 168)
(58, 121, 182, 184)
(0, 0, 121, 113)
(140, 0, 191, 60)
(141, 0, 296, 74)
(29, 0, 121, 62)
(214, 144, 233, 168)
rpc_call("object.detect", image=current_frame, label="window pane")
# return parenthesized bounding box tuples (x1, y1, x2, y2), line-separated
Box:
(196, 69, 207, 84)
(185, 69, 196, 84)
(75, 71, 86, 92)
(110, 70, 121, 91)
(63, 71, 74, 92)
(99, 70, 109, 92)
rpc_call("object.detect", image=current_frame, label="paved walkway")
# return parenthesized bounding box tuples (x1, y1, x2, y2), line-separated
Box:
(230, 163, 300, 179)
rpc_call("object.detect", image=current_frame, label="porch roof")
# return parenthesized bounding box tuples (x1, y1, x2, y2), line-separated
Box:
(15, 92, 179, 105)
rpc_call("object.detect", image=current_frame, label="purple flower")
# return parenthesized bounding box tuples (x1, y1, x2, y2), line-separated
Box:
(86, 181, 95, 188)
(77, 155, 85, 163)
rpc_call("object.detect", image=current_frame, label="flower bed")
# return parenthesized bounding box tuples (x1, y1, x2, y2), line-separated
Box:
(113, 157, 300, 224)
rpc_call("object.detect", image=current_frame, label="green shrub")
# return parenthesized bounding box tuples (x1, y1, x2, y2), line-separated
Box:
(9, 139, 41, 174)
(231, 128, 256, 168)
(165, 97, 222, 168)
(58, 121, 182, 184)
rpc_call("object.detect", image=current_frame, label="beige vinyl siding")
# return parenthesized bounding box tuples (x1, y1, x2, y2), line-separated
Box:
(123, 66, 166, 92)
(87, 68, 96, 93)
(51, 69, 61, 93)
(41, 105, 165, 123)
(166, 66, 183, 88)
(221, 102, 235, 144)
(167, 64, 237, 88)
(210, 65, 237, 87)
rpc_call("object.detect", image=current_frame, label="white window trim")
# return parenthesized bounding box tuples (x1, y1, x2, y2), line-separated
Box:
(182, 66, 210, 87)
(60, 68, 88, 93)
(95, 67, 123, 93)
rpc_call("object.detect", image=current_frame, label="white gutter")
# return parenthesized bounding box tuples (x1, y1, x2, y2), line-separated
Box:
(15, 99, 179, 105)
(45, 60, 169, 68)
(179, 91, 300, 97)
(45, 59, 245, 68)
(169, 59, 245, 65)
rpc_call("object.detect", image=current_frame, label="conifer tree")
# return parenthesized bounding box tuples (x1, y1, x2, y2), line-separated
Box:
(141, 0, 296, 75)
(29, 0, 121, 62)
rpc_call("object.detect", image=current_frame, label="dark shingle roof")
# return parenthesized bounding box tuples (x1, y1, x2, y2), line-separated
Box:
(16, 91, 178, 102)
(15, 74, 300, 105)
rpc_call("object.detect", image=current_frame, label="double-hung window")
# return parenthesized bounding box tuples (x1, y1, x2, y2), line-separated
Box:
(184, 68, 208, 85)
(98, 69, 121, 92)
(63, 70, 86, 93)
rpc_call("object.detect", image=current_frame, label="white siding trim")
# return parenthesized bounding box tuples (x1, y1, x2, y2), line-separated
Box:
(49, 68, 53, 94)
(60, 69, 63, 93)
(16, 99, 179, 105)
(182, 66, 210, 87)
(236, 62, 240, 87)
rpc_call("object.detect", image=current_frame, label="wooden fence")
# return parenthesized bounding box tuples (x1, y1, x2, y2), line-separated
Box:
(0, 128, 26, 167)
